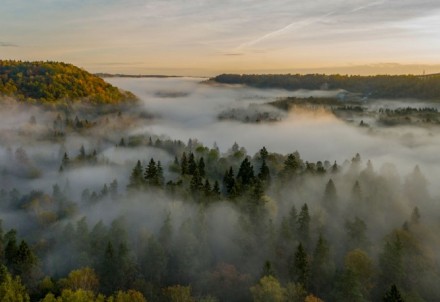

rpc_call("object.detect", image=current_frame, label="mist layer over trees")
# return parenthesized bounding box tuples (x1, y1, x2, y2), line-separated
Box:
(0, 77, 440, 301)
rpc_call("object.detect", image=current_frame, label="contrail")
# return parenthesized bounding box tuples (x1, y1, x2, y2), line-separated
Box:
(236, 11, 335, 50)
(236, 1, 385, 51)
(350, 1, 384, 13)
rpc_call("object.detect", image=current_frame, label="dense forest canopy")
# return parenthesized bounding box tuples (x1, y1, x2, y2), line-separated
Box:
(0, 60, 136, 104)
(211, 73, 440, 100)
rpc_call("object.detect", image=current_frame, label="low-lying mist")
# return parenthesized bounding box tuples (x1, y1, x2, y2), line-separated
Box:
(108, 77, 440, 195)
(1, 77, 440, 301)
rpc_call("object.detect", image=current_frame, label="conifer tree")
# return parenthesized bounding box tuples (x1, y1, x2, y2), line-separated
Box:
(198, 157, 206, 177)
(62, 152, 70, 167)
(297, 204, 310, 246)
(223, 167, 236, 197)
(203, 179, 211, 197)
(237, 157, 255, 189)
(290, 243, 310, 289)
(157, 161, 164, 186)
(128, 160, 144, 190)
(119, 138, 126, 147)
(181, 152, 188, 175)
(281, 154, 299, 178)
(188, 153, 197, 175)
(144, 158, 158, 186)
(311, 234, 332, 296)
(190, 169, 203, 193)
(258, 158, 271, 184)
(78, 145, 86, 160)
(323, 179, 337, 211)
(383, 284, 404, 302)
(212, 181, 221, 196)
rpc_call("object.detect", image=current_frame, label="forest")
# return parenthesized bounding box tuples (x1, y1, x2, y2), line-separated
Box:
(0, 61, 136, 104)
(211, 73, 440, 100)
(0, 108, 439, 302)
(0, 73, 439, 302)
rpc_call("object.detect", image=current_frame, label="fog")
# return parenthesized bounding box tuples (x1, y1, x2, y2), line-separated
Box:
(1, 78, 440, 301)
(108, 77, 440, 195)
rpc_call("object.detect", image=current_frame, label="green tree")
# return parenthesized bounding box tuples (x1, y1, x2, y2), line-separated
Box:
(322, 179, 337, 212)
(344, 249, 375, 301)
(181, 152, 188, 175)
(99, 242, 117, 294)
(157, 161, 165, 186)
(142, 236, 167, 284)
(63, 267, 99, 293)
(383, 284, 404, 302)
(290, 243, 310, 289)
(198, 157, 206, 177)
(259, 147, 268, 161)
(211, 181, 221, 196)
(281, 154, 299, 179)
(345, 217, 369, 250)
(42, 289, 104, 302)
(410, 207, 420, 224)
(62, 152, 70, 167)
(144, 159, 158, 186)
(237, 157, 255, 189)
(119, 138, 126, 147)
(261, 260, 276, 278)
(258, 159, 270, 184)
(4, 230, 18, 273)
(78, 145, 86, 160)
(188, 153, 197, 175)
(203, 179, 212, 197)
(190, 169, 203, 193)
(0, 265, 30, 302)
(164, 285, 194, 302)
(113, 290, 146, 302)
(297, 204, 310, 246)
(250, 275, 285, 302)
(223, 167, 236, 198)
(379, 233, 404, 290)
(14, 240, 37, 283)
(128, 160, 144, 190)
(285, 282, 307, 302)
(311, 234, 333, 297)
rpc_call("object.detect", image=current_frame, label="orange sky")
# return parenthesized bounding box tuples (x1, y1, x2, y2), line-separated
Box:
(1, 0, 440, 76)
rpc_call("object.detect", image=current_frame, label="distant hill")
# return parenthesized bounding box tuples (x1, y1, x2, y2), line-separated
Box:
(211, 73, 440, 100)
(0, 60, 136, 104)
(95, 73, 182, 78)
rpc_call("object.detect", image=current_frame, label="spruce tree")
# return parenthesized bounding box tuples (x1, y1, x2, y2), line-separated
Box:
(297, 204, 310, 246)
(282, 154, 299, 178)
(157, 161, 164, 186)
(223, 167, 236, 197)
(290, 243, 310, 289)
(237, 157, 255, 189)
(78, 145, 86, 160)
(188, 153, 197, 175)
(144, 158, 158, 186)
(198, 157, 206, 177)
(212, 181, 221, 196)
(181, 152, 188, 175)
(128, 160, 144, 190)
(383, 284, 404, 302)
(258, 159, 271, 184)
(323, 179, 337, 212)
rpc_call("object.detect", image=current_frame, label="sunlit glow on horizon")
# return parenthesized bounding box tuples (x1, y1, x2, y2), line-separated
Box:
(1, 0, 440, 76)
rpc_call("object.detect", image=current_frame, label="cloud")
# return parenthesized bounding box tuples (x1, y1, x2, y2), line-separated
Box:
(236, 11, 336, 50)
(2, 0, 440, 73)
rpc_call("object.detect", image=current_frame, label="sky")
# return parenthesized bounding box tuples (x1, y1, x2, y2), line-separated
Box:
(1, 0, 440, 76)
